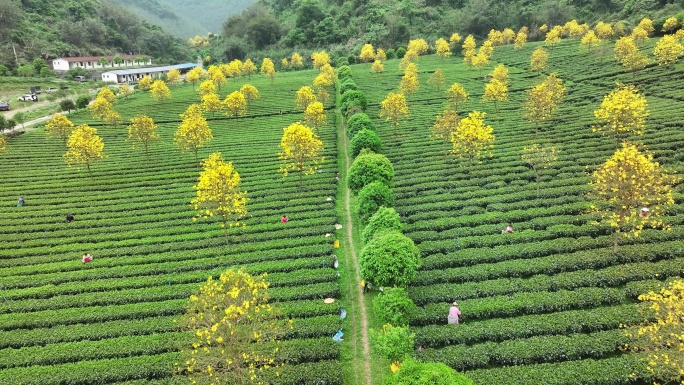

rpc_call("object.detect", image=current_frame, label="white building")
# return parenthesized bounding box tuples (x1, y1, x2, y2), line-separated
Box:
(52, 55, 152, 71)
(101, 63, 197, 84)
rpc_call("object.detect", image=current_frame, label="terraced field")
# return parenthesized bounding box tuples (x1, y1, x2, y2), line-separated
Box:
(0, 70, 344, 384)
(353, 38, 684, 384)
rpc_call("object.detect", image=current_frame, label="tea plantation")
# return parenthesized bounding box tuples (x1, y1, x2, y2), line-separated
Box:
(0, 69, 344, 384)
(353, 38, 684, 384)
(0, 36, 683, 385)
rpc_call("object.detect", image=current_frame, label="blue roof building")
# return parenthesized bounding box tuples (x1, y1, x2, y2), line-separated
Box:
(101, 63, 197, 84)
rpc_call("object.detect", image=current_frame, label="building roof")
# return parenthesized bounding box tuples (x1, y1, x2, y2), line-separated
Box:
(102, 63, 197, 76)
(57, 55, 150, 63)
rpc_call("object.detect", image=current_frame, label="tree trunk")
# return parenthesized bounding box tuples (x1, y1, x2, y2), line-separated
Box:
(536, 171, 540, 197)
(299, 168, 303, 190)
(613, 232, 619, 252)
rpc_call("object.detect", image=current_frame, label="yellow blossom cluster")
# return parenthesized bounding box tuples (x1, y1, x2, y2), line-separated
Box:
(450, 111, 495, 166)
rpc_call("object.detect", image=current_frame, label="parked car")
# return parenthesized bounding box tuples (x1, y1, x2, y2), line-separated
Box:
(0, 101, 9, 111)
(18, 94, 37, 102)
(45, 87, 58, 93)
(74, 76, 86, 82)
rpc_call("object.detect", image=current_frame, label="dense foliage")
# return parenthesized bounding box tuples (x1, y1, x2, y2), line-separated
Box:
(0, 0, 191, 70)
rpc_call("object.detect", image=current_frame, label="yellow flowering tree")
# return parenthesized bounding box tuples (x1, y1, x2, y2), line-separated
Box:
(64, 125, 104, 173)
(186, 67, 205, 90)
(631, 26, 649, 44)
(150, 80, 171, 103)
(191, 152, 248, 240)
(462, 35, 476, 65)
(177, 269, 289, 385)
(0, 136, 6, 152)
(502, 28, 516, 44)
(524, 73, 566, 130)
(223, 91, 247, 119)
(304, 101, 326, 133)
(198, 80, 216, 99)
(201, 93, 223, 116)
(482, 78, 508, 112)
(488, 29, 504, 46)
(514, 31, 527, 49)
(278, 122, 324, 189)
(446, 82, 468, 113)
(530, 46, 549, 71)
(223, 60, 242, 81)
(521, 144, 559, 195)
(592, 84, 649, 147)
(242, 59, 257, 78)
(588, 143, 677, 251)
(637, 17, 655, 37)
(295, 86, 317, 111)
(490, 64, 508, 84)
(654, 34, 684, 66)
(290, 52, 304, 69)
(379, 92, 409, 135)
(175, 104, 213, 161)
(371, 60, 384, 76)
(400, 67, 419, 98)
(118, 83, 134, 98)
(45, 114, 75, 142)
(432, 108, 458, 143)
(207, 65, 226, 90)
(614, 36, 649, 72)
(545, 26, 562, 46)
(260, 58, 276, 83)
(595, 21, 614, 40)
(662, 17, 679, 33)
(88, 96, 114, 122)
(407, 39, 429, 55)
(281, 57, 289, 69)
(239, 84, 259, 103)
(626, 279, 684, 384)
(166, 69, 181, 86)
(376, 48, 387, 61)
(581, 30, 600, 52)
(449, 32, 462, 47)
(127, 115, 159, 154)
(451, 111, 495, 166)
(428, 68, 445, 91)
(138, 75, 153, 90)
(96, 87, 116, 103)
(311, 51, 330, 69)
(360, 43, 375, 62)
(435, 38, 451, 58)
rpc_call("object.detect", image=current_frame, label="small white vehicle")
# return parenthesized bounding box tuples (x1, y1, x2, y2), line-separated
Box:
(45, 87, 58, 93)
(18, 94, 37, 101)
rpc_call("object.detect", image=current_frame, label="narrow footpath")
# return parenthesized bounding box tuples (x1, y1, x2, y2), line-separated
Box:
(336, 104, 373, 385)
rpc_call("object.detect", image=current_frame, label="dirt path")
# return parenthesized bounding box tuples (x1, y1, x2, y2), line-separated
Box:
(340, 116, 372, 385)
(1, 100, 52, 120)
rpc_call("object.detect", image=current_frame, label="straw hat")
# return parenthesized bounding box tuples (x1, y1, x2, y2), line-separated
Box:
(452, 302, 458, 306)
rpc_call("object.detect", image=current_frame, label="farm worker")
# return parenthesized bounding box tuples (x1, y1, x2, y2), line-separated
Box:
(332, 329, 344, 342)
(281, 215, 288, 223)
(360, 280, 365, 292)
(640, 207, 650, 219)
(82, 253, 93, 263)
(502, 224, 514, 234)
(333, 239, 340, 248)
(17, 196, 24, 207)
(66, 213, 75, 222)
(448, 302, 461, 325)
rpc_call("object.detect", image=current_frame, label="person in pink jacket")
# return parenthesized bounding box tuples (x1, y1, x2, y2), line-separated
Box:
(448, 302, 461, 324)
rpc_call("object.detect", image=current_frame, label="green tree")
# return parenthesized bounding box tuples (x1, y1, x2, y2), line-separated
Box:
(350, 129, 382, 157)
(373, 287, 417, 326)
(383, 357, 474, 385)
(360, 230, 421, 288)
(358, 181, 394, 223)
(370, 324, 415, 362)
(347, 150, 394, 194)
(362, 206, 402, 244)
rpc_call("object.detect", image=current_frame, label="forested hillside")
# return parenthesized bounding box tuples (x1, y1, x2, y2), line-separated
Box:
(111, 0, 253, 38)
(0, 0, 191, 71)
(219, 0, 684, 58)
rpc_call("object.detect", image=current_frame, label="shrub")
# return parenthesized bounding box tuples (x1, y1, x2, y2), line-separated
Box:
(382, 357, 474, 385)
(373, 287, 417, 326)
(340, 90, 367, 116)
(396, 47, 407, 58)
(347, 150, 394, 194)
(350, 129, 381, 157)
(75, 95, 90, 109)
(360, 230, 421, 287)
(336, 57, 350, 67)
(357, 181, 394, 222)
(337, 65, 352, 80)
(346, 113, 376, 139)
(60, 99, 76, 112)
(363, 206, 403, 244)
(340, 78, 358, 94)
(386, 48, 396, 59)
(370, 324, 414, 362)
